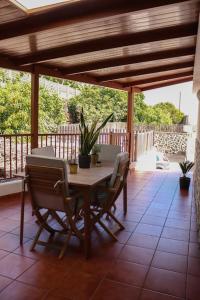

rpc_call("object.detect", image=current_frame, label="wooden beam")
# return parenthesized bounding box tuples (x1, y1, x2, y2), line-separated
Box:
(123, 70, 193, 88)
(0, 56, 32, 73)
(0, 0, 188, 41)
(141, 76, 193, 91)
(98, 61, 194, 82)
(34, 65, 130, 91)
(31, 72, 39, 149)
(16, 23, 198, 65)
(127, 88, 135, 162)
(60, 47, 195, 75)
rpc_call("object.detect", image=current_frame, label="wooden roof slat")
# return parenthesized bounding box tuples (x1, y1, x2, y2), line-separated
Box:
(123, 70, 193, 87)
(14, 22, 198, 65)
(0, 0, 190, 40)
(141, 76, 193, 90)
(58, 46, 196, 75)
(97, 60, 194, 82)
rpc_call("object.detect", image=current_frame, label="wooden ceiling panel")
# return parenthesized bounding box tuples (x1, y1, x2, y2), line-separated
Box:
(0, 0, 26, 24)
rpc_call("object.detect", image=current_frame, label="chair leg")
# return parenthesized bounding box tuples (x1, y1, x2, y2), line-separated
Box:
(107, 211, 125, 230)
(98, 219, 118, 241)
(30, 225, 43, 251)
(58, 230, 72, 259)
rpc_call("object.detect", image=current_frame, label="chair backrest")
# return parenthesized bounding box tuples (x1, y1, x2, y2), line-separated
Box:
(31, 146, 55, 157)
(109, 152, 129, 188)
(26, 155, 69, 195)
(26, 165, 67, 212)
(97, 144, 121, 162)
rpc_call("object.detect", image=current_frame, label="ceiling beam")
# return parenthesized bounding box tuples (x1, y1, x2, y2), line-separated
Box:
(0, 0, 189, 41)
(34, 65, 130, 92)
(141, 76, 193, 91)
(123, 70, 193, 87)
(15, 23, 198, 65)
(97, 60, 194, 82)
(60, 46, 195, 75)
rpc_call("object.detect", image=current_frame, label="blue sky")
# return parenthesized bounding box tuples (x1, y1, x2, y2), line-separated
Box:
(144, 81, 198, 125)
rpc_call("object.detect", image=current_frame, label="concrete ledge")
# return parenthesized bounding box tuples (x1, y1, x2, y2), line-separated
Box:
(0, 180, 22, 197)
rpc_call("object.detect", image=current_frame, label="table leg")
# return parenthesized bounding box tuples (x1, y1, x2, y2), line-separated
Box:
(20, 180, 25, 245)
(123, 181, 127, 215)
(82, 188, 92, 259)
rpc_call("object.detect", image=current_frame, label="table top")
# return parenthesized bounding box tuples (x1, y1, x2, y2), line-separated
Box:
(14, 163, 114, 187)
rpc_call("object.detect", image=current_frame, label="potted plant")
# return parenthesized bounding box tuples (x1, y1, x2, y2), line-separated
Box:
(79, 111, 113, 168)
(91, 144, 101, 165)
(179, 160, 194, 190)
(68, 158, 78, 174)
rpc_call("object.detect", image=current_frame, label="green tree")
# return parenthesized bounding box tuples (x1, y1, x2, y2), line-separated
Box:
(153, 102, 184, 124)
(0, 70, 66, 134)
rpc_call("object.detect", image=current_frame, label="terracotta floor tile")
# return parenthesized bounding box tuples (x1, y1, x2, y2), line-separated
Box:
(187, 274, 200, 300)
(165, 218, 190, 230)
(18, 261, 68, 289)
(162, 227, 190, 241)
(120, 220, 138, 232)
(0, 233, 29, 251)
(188, 257, 200, 277)
(152, 251, 187, 273)
(119, 245, 154, 265)
(0, 281, 47, 300)
(127, 233, 159, 249)
(0, 253, 36, 279)
(144, 267, 186, 298)
(189, 242, 200, 258)
(0, 218, 19, 232)
(106, 260, 148, 287)
(157, 238, 188, 256)
(76, 256, 115, 277)
(92, 279, 141, 300)
(189, 231, 199, 243)
(115, 230, 132, 244)
(50, 270, 101, 300)
(140, 289, 185, 300)
(0, 249, 9, 261)
(0, 275, 12, 293)
(135, 223, 163, 237)
(141, 215, 166, 226)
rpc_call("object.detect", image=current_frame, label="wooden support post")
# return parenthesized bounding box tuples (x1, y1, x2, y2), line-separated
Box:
(127, 87, 134, 161)
(31, 72, 39, 149)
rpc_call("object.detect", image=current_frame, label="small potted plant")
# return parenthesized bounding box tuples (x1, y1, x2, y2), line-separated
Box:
(68, 158, 78, 174)
(91, 144, 101, 165)
(179, 160, 194, 190)
(79, 110, 113, 168)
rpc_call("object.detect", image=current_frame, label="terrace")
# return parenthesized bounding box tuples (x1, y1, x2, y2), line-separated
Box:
(0, 0, 200, 299)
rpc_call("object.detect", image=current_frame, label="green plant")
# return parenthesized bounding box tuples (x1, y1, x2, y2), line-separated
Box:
(79, 110, 113, 156)
(179, 161, 194, 177)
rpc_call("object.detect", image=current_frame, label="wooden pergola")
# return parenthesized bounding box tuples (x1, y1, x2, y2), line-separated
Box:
(0, 0, 199, 157)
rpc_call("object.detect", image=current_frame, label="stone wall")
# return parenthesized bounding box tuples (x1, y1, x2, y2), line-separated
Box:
(154, 132, 189, 154)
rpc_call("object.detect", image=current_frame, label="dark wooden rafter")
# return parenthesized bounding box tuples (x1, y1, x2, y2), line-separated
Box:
(123, 70, 193, 87)
(141, 76, 193, 91)
(0, 0, 189, 41)
(15, 23, 198, 65)
(98, 60, 194, 82)
(33, 65, 140, 92)
(61, 46, 195, 75)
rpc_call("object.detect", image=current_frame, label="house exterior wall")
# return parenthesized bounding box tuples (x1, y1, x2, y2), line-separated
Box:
(194, 90, 200, 242)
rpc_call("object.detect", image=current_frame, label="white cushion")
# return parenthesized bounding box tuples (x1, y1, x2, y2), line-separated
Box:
(31, 146, 55, 157)
(97, 144, 121, 162)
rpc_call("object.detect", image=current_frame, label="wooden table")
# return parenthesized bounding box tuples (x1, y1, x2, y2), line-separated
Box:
(15, 163, 127, 258)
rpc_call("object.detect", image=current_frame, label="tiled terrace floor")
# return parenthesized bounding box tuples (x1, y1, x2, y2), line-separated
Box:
(0, 170, 199, 300)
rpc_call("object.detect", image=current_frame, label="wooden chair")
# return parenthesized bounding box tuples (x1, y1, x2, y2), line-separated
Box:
(25, 164, 83, 259)
(91, 152, 129, 241)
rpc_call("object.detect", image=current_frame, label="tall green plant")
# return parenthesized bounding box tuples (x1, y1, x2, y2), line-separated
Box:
(179, 161, 194, 177)
(79, 110, 113, 155)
